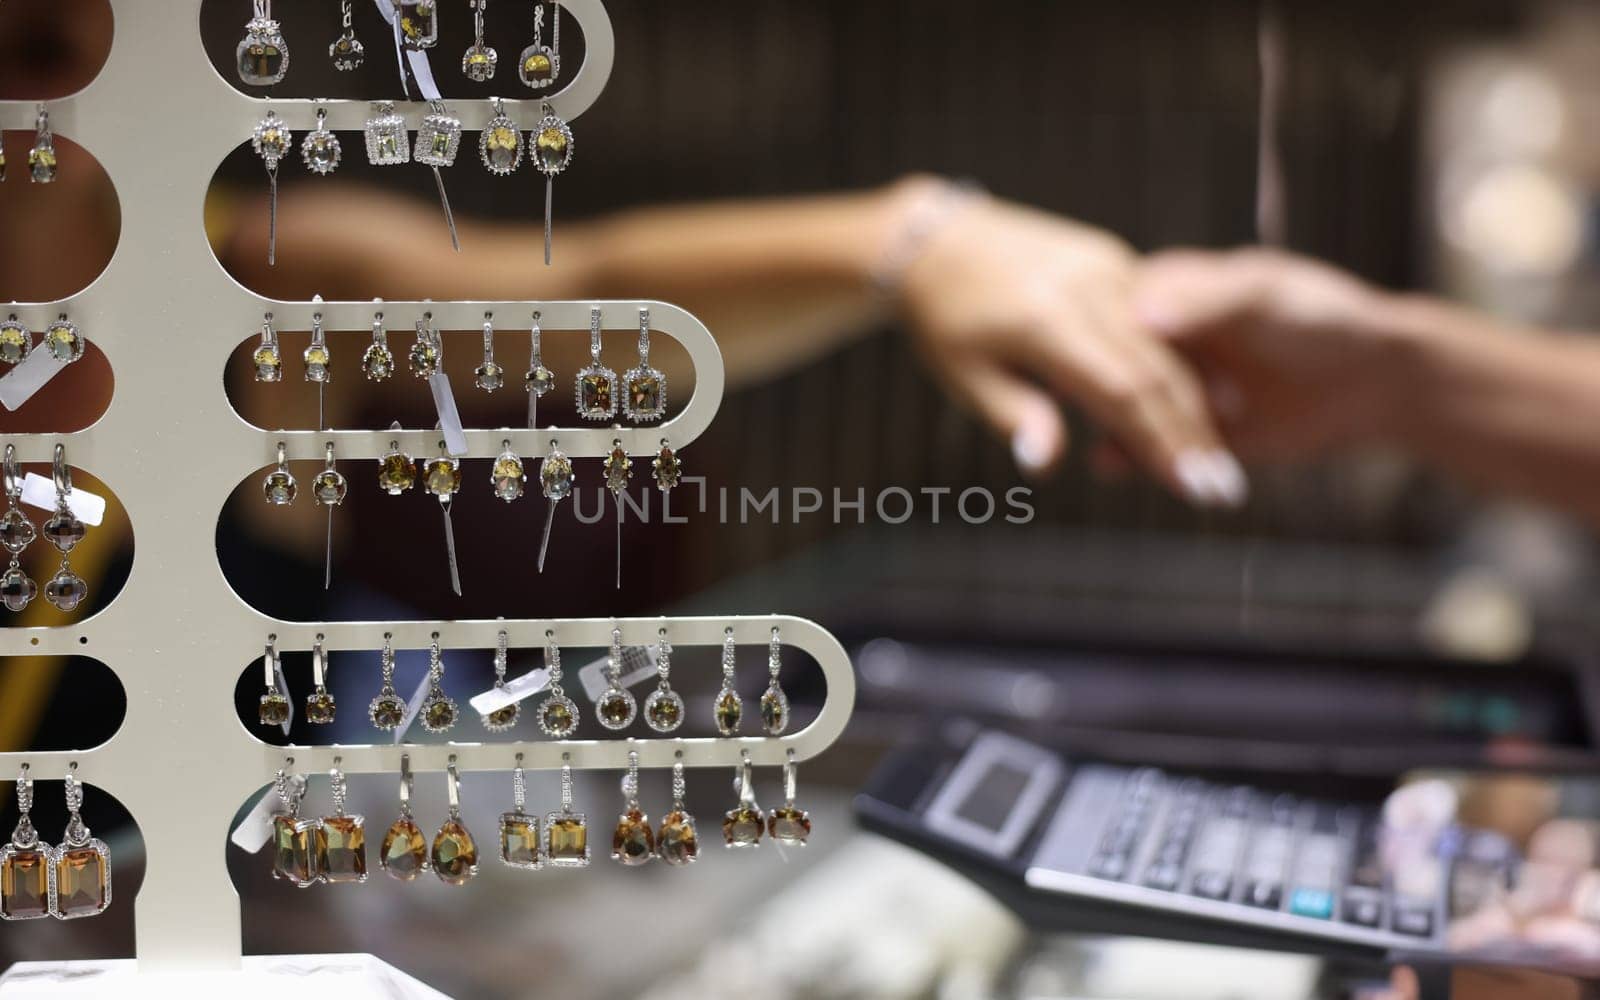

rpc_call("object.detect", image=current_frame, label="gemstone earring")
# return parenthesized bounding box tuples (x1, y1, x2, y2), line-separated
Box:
(52, 765, 110, 919)
(768, 750, 812, 846)
(595, 625, 637, 730)
(576, 306, 616, 421)
(723, 750, 765, 848)
(368, 633, 406, 731)
(524, 311, 555, 427)
(491, 440, 526, 502)
(43, 445, 87, 613)
(363, 312, 394, 380)
(415, 102, 463, 251)
(653, 438, 683, 493)
(532, 102, 574, 265)
(264, 441, 297, 505)
(423, 442, 462, 596)
(329, 0, 364, 70)
(419, 633, 458, 733)
(624, 308, 666, 422)
(432, 758, 478, 885)
(27, 106, 56, 184)
(304, 309, 331, 429)
(377, 438, 416, 495)
(499, 755, 540, 869)
(657, 754, 699, 866)
(251, 111, 292, 266)
(479, 97, 523, 175)
(611, 750, 655, 867)
(463, 0, 497, 80)
(398, 0, 440, 50)
(761, 626, 789, 736)
(0, 315, 31, 366)
(271, 762, 319, 887)
(314, 442, 348, 588)
(474, 312, 504, 391)
(237, 0, 290, 85)
(253, 313, 282, 382)
(0, 445, 38, 613)
(364, 102, 409, 166)
(301, 107, 341, 176)
(409, 313, 440, 377)
(544, 754, 589, 867)
(518, 0, 558, 89)
(380, 754, 429, 881)
(305, 634, 335, 725)
(259, 634, 290, 726)
(0, 765, 50, 920)
(714, 627, 742, 736)
(42, 314, 84, 365)
(536, 439, 573, 572)
(536, 629, 579, 737)
(316, 762, 366, 885)
(604, 439, 631, 588)
(643, 626, 685, 733)
(480, 629, 521, 732)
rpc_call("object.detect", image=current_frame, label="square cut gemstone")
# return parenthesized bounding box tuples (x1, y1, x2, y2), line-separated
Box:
(546, 815, 587, 863)
(1, 849, 51, 919)
(54, 847, 107, 917)
(272, 815, 317, 886)
(500, 814, 539, 867)
(581, 373, 613, 415)
(317, 817, 366, 884)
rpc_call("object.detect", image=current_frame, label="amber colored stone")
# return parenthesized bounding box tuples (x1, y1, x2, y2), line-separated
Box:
(523, 52, 553, 80)
(423, 698, 456, 731)
(380, 818, 427, 881)
(629, 374, 661, 414)
(647, 695, 681, 731)
(1, 849, 50, 919)
(657, 811, 699, 866)
(611, 808, 656, 866)
(400, 2, 435, 40)
(378, 453, 415, 494)
(714, 689, 742, 735)
(259, 693, 290, 726)
(317, 817, 367, 884)
(653, 446, 682, 490)
(597, 690, 633, 728)
(546, 814, 588, 863)
(535, 127, 568, 171)
(425, 459, 461, 497)
(500, 814, 539, 868)
(580, 372, 613, 414)
(272, 815, 317, 885)
(722, 805, 765, 848)
(760, 688, 788, 735)
(305, 692, 336, 725)
(431, 820, 478, 885)
(483, 703, 519, 729)
(369, 695, 405, 730)
(541, 698, 575, 736)
(768, 806, 811, 845)
(54, 846, 107, 918)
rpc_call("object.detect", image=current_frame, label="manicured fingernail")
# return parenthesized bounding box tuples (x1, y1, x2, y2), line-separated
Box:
(1011, 425, 1053, 475)
(1174, 451, 1216, 505)
(1205, 451, 1249, 508)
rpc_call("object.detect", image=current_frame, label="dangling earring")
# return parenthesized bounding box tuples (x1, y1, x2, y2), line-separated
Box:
(364, 101, 409, 167)
(611, 750, 655, 866)
(329, 0, 365, 70)
(264, 440, 297, 505)
(532, 101, 573, 265)
(237, 0, 290, 85)
(491, 439, 526, 502)
(304, 309, 331, 429)
(475, 312, 504, 391)
(604, 439, 631, 588)
(624, 307, 666, 423)
(27, 106, 56, 184)
(463, 0, 497, 80)
(316, 761, 366, 884)
(524, 311, 555, 428)
(251, 111, 292, 266)
(305, 633, 336, 725)
(314, 442, 347, 589)
(518, 0, 558, 89)
(761, 626, 789, 736)
(419, 633, 458, 733)
(415, 102, 463, 251)
(536, 629, 579, 737)
(595, 625, 637, 730)
(398, 0, 440, 50)
(43, 445, 87, 613)
(480, 629, 521, 731)
(643, 626, 685, 733)
(43, 314, 85, 365)
(1, 765, 49, 920)
(714, 626, 742, 736)
(0, 315, 31, 366)
(769, 751, 812, 845)
(423, 442, 462, 596)
(362, 311, 394, 380)
(409, 313, 440, 377)
(576, 306, 616, 421)
(258, 633, 290, 726)
(544, 754, 589, 867)
(499, 754, 540, 868)
(536, 439, 573, 573)
(723, 750, 765, 848)
(252, 313, 282, 382)
(379, 754, 428, 881)
(653, 438, 683, 493)
(52, 764, 111, 919)
(0, 445, 38, 613)
(271, 761, 318, 887)
(432, 757, 478, 885)
(479, 97, 523, 175)
(368, 632, 406, 731)
(302, 107, 341, 175)
(657, 753, 699, 866)
(376, 438, 416, 495)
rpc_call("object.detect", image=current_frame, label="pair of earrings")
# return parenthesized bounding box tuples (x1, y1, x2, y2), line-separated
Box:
(607, 751, 701, 867)
(498, 754, 588, 868)
(1, 764, 111, 921)
(257, 634, 339, 727)
(363, 633, 459, 734)
(375, 755, 479, 885)
(261, 441, 348, 587)
(1, 445, 89, 613)
(592, 626, 687, 734)
(0, 107, 58, 185)
(364, 103, 464, 251)
(479, 98, 573, 263)
(713, 627, 791, 738)
(463, 0, 565, 89)
(270, 762, 367, 887)
(576, 307, 666, 424)
(723, 750, 812, 849)
(252, 312, 334, 393)
(0, 314, 85, 368)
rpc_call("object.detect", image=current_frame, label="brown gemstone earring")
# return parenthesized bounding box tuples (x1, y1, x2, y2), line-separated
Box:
(313, 442, 348, 589)
(423, 442, 463, 596)
(576, 306, 616, 421)
(760, 626, 789, 736)
(491, 440, 526, 502)
(1, 445, 38, 613)
(643, 626, 685, 733)
(475, 313, 504, 391)
(544, 754, 589, 867)
(768, 750, 812, 846)
(656, 753, 699, 866)
(524, 311, 555, 428)
(379, 754, 429, 881)
(270, 761, 319, 888)
(0, 315, 30, 366)
(431, 758, 478, 886)
(604, 439, 631, 589)
(0, 765, 50, 920)
(611, 750, 655, 867)
(623, 307, 666, 423)
(499, 754, 540, 870)
(536, 629, 579, 738)
(594, 625, 637, 731)
(305, 634, 335, 725)
(252, 313, 282, 382)
(480, 629, 520, 732)
(419, 633, 458, 734)
(315, 762, 366, 885)
(653, 438, 682, 493)
(536, 438, 574, 573)
(258, 633, 290, 727)
(722, 750, 765, 849)
(713, 627, 742, 736)
(377, 438, 416, 495)
(363, 312, 394, 380)
(368, 632, 406, 731)
(409, 313, 440, 377)
(52, 764, 110, 919)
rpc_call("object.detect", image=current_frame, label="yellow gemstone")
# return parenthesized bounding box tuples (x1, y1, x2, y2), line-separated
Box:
(714, 689, 742, 735)
(483, 703, 519, 728)
(722, 805, 765, 848)
(305, 691, 335, 725)
(431, 820, 477, 885)
(317, 816, 367, 884)
(380, 818, 427, 881)
(425, 459, 460, 497)
(378, 453, 415, 494)
(273, 815, 317, 885)
(581, 372, 612, 414)
(536, 126, 568, 170)
(423, 698, 456, 731)
(55, 846, 108, 917)
(547, 815, 587, 862)
(541, 698, 574, 735)
(1, 848, 50, 919)
(500, 815, 539, 867)
(252, 345, 279, 367)
(487, 126, 518, 150)
(612, 808, 656, 866)
(305, 346, 329, 366)
(523, 53, 552, 78)
(0, 327, 28, 363)
(647, 695, 681, 730)
(657, 811, 699, 866)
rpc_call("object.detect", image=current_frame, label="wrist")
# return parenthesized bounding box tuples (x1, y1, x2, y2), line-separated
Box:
(1362, 289, 1498, 455)
(867, 174, 985, 301)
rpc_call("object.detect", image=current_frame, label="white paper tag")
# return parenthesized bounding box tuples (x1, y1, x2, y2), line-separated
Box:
(372, 0, 444, 101)
(429, 372, 468, 457)
(20, 473, 106, 525)
(0, 349, 69, 411)
(272, 659, 294, 737)
(396, 672, 434, 743)
(230, 786, 283, 854)
(469, 668, 551, 715)
(577, 646, 658, 702)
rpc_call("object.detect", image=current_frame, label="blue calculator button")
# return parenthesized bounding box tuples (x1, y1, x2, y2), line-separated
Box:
(1288, 888, 1334, 919)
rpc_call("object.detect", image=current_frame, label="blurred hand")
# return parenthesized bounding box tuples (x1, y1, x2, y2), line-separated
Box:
(896, 189, 1246, 506)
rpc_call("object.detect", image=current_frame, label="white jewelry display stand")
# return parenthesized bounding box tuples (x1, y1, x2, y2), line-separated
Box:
(0, 0, 856, 982)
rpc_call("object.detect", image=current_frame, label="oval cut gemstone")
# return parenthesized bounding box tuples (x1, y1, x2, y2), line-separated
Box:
(540, 456, 573, 500)
(0, 326, 29, 364)
(431, 820, 477, 885)
(760, 686, 789, 735)
(380, 818, 427, 881)
(484, 126, 520, 171)
(264, 471, 296, 505)
(646, 691, 682, 731)
(657, 811, 699, 866)
(714, 689, 742, 735)
(424, 460, 459, 497)
(536, 127, 568, 170)
(611, 808, 656, 866)
(45, 324, 79, 361)
(237, 37, 285, 85)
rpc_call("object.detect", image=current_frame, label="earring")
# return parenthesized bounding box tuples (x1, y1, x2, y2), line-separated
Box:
(379, 754, 429, 881)
(27, 106, 56, 184)
(544, 754, 589, 867)
(604, 439, 631, 588)
(304, 311, 331, 428)
(271, 762, 318, 887)
(500, 755, 540, 869)
(0, 315, 31, 366)
(423, 442, 462, 596)
(518, 0, 559, 89)
(643, 626, 685, 733)
(768, 751, 812, 845)
(463, 0, 498, 81)
(595, 625, 637, 730)
(253, 313, 282, 382)
(362, 312, 394, 380)
(398, 0, 440, 50)
(475, 312, 504, 391)
(432, 757, 478, 885)
(377, 438, 416, 495)
(1, 765, 49, 920)
(536, 439, 573, 573)
(761, 626, 789, 736)
(491, 439, 526, 502)
(409, 313, 440, 377)
(305, 634, 335, 725)
(524, 311, 555, 427)
(624, 308, 666, 422)
(576, 306, 616, 421)
(723, 750, 765, 848)
(237, 0, 290, 85)
(714, 627, 742, 736)
(480, 97, 523, 175)
(52, 765, 110, 919)
(532, 102, 574, 265)
(420, 633, 458, 733)
(329, 0, 365, 70)
(1, 445, 37, 613)
(315, 762, 366, 884)
(415, 102, 463, 251)
(653, 438, 683, 492)
(251, 111, 291, 266)
(314, 442, 347, 588)
(264, 440, 297, 505)
(302, 107, 341, 175)
(611, 750, 655, 866)
(43, 445, 87, 613)
(481, 629, 521, 731)
(657, 754, 699, 866)
(258, 634, 290, 726)
(364, 101, 410, 166)
(368, 632, 406, 730)
(536, 629, 579, 737)
(42, 314, 84, 365)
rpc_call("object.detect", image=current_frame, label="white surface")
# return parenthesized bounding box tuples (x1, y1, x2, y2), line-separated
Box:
(0, 955, 451, 999)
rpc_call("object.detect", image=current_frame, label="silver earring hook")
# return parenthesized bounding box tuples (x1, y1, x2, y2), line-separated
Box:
(51, 443, 70, 497)
(264, 632, 278, 688)
(311, 633, 328, 688)
(276, 440, 288, 469)
(737, 749, 756, 807)
(398, 753, 413, 815)
(446, 755, 462, 817)
(3, 444, 20, 498)
(784, 749, 798, 805)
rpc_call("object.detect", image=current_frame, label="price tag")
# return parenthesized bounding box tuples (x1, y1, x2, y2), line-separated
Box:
(20, 473, 107, 525)
(429, 372, 468, 456)
(577, 646, 657, 701)
(0, 349, 69, 411)
(230, 786, 282, 854)
(272, 658, 294, 737)
(469, 668, 551, 716)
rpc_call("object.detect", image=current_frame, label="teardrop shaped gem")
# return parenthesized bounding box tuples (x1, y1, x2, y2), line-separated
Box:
(657, 810, 699, 866)
(1, 566, 36, 612)
(604, 446, 632, 495)
(380, 818, 427, 881)
(423, 458, 461, 498)
(491, 454, 525, 502)
(44, 570, 86, 612)
(713, 687, 742, 736)
(431, 820, 478, 885)
(653, 444, 682, 491)
(611, 808, 655, 866)
(760, 684, 790, 736)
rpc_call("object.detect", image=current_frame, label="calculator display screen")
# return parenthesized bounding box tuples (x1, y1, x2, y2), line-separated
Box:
(954, 760, 1032, 832)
